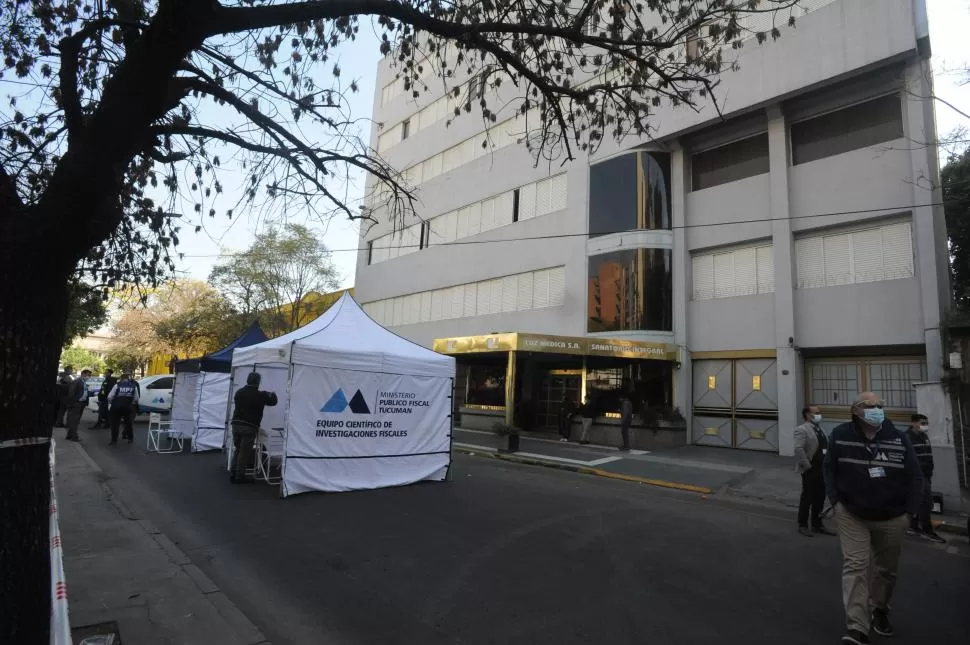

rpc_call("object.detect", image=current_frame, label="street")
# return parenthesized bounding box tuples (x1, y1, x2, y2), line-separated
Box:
(73, 416, 969, 645)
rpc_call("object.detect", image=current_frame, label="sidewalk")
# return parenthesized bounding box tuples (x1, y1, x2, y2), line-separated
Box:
(454, 427, 970, 536)
(55, 438, 270, 645)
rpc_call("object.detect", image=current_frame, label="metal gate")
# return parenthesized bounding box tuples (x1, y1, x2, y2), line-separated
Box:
(692, 358, 779, 451)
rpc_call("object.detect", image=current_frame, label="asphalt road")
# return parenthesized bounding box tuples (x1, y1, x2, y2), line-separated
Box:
(72, 415, 969, 645)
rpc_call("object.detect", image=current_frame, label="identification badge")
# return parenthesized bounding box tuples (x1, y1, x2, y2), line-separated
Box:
(822, 449, 828, 455)
(868, 467, 887, 479)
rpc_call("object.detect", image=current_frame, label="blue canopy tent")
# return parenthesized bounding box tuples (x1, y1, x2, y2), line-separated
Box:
(171, 321, 267, 452)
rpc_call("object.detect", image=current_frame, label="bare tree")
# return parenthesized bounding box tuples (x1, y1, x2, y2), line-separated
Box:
(0, 0, 803, 640)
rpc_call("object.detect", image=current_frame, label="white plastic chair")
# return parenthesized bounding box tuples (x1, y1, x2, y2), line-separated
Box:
(255, 427, 285, 484)
(147, 412, 183, 454)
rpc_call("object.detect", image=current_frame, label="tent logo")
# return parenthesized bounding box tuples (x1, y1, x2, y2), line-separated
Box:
(321, 388, 370, 414)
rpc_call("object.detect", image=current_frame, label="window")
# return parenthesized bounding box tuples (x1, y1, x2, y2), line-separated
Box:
(401, 119, 411, 141)
(367, 240, 374, 265)
(586, 361, 673, 415)
(419, 221, 430, 249)
(807, 358, 926, 411)
(791, 94, 903, 165)
(690, 133, 769, 191)
(149, 377, 173, 390)
(795, 221, 914, 289)
(589, 151, 671, 237)
(587, 249, 672, 332)
(692, 244, 775, 300)
(512, 188, 520, 222)
(467, 365, 506, 407)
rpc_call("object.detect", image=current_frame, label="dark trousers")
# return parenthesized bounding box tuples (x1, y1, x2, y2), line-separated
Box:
(55, 396, 70, 426)
(110, 407, 134, 443)
(620, 418, 631, 449)
(558, 413, 571, 439)
(65, 404, 84, 440)
(231, 425, 257, 481)
(910, 476, 935, 533)
(94, 399, 109, 426)
(798, 466, 826, 528)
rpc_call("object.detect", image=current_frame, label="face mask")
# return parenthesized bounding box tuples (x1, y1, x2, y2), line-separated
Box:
(812, 414, 822, 424)
(918, 424, 929, 433)
(862, 408, 885, 426)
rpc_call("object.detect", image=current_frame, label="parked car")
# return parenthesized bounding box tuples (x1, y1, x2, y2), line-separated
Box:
(137, 375, 175, 415)
(85, 377, 105, 413)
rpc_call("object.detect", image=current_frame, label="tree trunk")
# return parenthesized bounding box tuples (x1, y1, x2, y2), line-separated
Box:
(0, 234, 72, 644)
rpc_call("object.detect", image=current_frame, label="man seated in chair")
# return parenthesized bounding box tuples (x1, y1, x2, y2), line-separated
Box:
(230, 371, 278, 483)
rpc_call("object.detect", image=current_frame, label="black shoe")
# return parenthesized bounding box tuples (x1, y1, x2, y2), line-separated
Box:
(921, 531, 947, 544)
(798, 526, 814, 537)
(841, 630, 870, 645)
(871, 610, 894, 637)
(813, 524, 837, 536)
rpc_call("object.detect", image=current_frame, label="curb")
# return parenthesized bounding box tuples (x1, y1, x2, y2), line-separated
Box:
(454, 446, 714, 495)
(70, 442, 273, 645)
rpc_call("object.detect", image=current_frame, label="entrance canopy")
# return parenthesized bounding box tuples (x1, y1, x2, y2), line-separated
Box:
(231, 293, 456, 497)
(432, 332, 679, 361)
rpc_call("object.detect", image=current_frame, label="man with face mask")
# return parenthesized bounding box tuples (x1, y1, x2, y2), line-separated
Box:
(823, 392, 924, 644)
(794, 405, 833, 537)
(905, 414, 945, 544)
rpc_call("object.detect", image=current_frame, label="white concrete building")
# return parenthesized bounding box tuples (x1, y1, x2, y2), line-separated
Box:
(355, 0, 951, 461)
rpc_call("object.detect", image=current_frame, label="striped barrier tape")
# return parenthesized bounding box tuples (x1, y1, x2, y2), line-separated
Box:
(49, 440, 71, 645)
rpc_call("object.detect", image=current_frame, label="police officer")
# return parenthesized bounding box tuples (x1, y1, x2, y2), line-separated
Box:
(107, 372, 141, 445)
(230, 371, 278, 483)
(91, 368, 117, 429)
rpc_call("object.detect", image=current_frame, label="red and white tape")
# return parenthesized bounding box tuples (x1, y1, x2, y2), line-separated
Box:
(0, 436, 51, 450)
(49, 441, 71, 645)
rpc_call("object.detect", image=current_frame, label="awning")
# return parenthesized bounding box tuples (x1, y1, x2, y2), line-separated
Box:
(432, 332, 679, 362)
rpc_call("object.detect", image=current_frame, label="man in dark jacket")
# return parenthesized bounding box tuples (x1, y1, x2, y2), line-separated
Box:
(905, 414, 945, 544)
(108, 373, 140, 445)
(91, 369, 117, 429)
(230, 371, 278, 483)
(55, 366, 74, 427)
(823, 392, 923, 645)
(65, 369, 91, 442)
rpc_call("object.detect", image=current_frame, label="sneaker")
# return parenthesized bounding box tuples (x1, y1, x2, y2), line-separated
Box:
(906, 527, 921, 537)
(841, 630, 870, 645)
(798, 526, 814, 537)
(871, 609, 894, 637)
(559, 438, 569, 442)
(921, 531, 947, 544)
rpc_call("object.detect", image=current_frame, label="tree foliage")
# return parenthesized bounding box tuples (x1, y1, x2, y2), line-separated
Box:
(58, 344, 105, 372)
(943, 148, 970, 309)
(62, 280, 109, 347)
(210, 223, 340, 336)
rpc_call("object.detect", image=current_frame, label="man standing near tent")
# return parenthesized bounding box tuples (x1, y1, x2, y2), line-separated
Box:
(230, 372, 278, 483)
(108, 372, 141, 445)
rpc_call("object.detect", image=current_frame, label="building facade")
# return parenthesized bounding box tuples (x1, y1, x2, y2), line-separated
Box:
(354, 0, 950, 457)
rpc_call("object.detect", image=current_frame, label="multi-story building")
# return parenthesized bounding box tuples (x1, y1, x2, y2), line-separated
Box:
(355, 0, 950, 463)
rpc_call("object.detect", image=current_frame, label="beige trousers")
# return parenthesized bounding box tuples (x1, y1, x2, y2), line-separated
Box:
(835, 503, 908, 633)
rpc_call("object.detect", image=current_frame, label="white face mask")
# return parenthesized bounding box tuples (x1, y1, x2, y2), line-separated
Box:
(918, 424, 929, 433)
(812, 414, 822, 424)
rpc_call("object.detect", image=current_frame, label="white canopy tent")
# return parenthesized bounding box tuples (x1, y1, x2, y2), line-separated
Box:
(229, 292, 456, 497)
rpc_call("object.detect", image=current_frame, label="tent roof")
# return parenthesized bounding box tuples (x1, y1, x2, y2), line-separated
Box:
(175, 320, 268, 373)
(231, 292, 455, 378)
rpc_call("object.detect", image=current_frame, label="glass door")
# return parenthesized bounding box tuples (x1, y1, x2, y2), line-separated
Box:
(538, 371, 582, 431)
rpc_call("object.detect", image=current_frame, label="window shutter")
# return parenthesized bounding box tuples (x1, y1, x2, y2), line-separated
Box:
(517, 271, 534, 310)
(850, 229, 884, 284)
(408, 294, 422, 325)
(881, 222, 914, 281)
(460, 139, 476, 166)
(519, 182, 537, 220)
(430, 290, 444, 321)
(549, 173, 568, 212)
(419, 292, 432, 323)
(456, 207, 470, 240)
(489, 278, 503, 314)
(502, 275, 518, 312)
(535, 178, 552, 216)
(388, 232, 400, 260)
(494, 192, 514, 227)
(795, 236, 824, 289)
(733, 247, 758, 296)
(368, 300, 383, 325)
(435, 211, 456, 243)
(823, 233, 852, 286)
(480, 197, 495, 232)
(691, 254, 715, 300)
(425, 154, 442, 181)
(450, 285, 465, 319)
(713, 253, 735, 298)
(548, 266, 565, 306)
(392, 297, 404, 326)
(477, 280, 491, 315)
(466, 203, 482, 236)
(756, 246, 775, 294)
(463, 284, 478, 317)
(533, 269, 551, 308)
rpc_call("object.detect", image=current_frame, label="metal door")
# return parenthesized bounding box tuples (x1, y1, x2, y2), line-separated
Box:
(538, 371, 581, 430)
(692, 359, 778, 451)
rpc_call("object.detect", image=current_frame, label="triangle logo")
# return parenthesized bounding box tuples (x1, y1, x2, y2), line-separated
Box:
(348, 389, 371, 414)
(321, 389, 348, 413)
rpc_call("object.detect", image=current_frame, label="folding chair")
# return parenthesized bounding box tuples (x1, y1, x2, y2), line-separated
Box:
(255, 427, 285, 484)
(147, 412, 183, 454)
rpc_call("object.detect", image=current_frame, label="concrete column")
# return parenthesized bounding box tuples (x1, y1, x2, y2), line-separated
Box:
(767, 107, 800, 457)
(904, 62, 946, 381)
(670, 143, 692, 430)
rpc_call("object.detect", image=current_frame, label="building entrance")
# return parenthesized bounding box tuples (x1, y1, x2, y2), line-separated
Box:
(537, 370, 581, 430)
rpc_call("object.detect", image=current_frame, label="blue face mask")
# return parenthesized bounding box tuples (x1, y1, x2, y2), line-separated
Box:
(863, 408, 885, 426)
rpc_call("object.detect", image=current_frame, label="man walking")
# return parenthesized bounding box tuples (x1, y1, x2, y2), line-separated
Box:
(90, 368, 117, 429)
(107, 372, 140, 445)
(230, 372, 278, 483)
(618, 392, 633, 451)
(794, 405, 834, 537)
(905, 414, 946, 544)
(824, 392, 923, 644)
(578, 396, 595, 445)
(557, 394, 575, 442)
(55, 365, 74, 427)
(64, 369, 91, 442)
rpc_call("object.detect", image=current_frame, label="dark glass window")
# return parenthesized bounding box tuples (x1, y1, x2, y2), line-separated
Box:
(585, 360, 673, 415)
(367, 240, 374, 265)
(587, 248, 672, 332)
(466, 365, 506, 407)
(791, 94, 903, 165)
(691, 133, 769, 191)
(589, 151, 671, 237)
